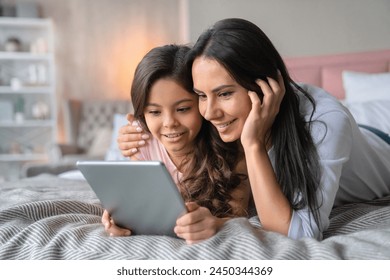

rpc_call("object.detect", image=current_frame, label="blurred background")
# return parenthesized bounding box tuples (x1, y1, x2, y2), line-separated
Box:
(0, 0, 389, 180)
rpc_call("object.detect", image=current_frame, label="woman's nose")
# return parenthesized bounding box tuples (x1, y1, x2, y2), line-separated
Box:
(202, 99, 221, 121)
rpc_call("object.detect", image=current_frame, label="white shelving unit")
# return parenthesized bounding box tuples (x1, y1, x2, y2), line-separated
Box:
(0, 17, 56, 181)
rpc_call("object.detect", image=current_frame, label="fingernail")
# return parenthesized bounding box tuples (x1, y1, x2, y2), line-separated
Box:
(138, 140, 145, 145)
(136, 127, 143, 132)
(131, 121, 138, 126)
(125, 230, 131, 236)
(141, 134, 150, 139)
(110, 233, 113, 237)
(130, 148, 137, 153)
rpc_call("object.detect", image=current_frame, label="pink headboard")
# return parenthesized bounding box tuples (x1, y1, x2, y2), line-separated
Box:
(284, 49, 390, 100)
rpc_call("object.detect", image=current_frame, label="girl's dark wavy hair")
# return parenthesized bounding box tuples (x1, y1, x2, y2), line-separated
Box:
(186, 18, 323, 228)
(131, 44, 245, 217)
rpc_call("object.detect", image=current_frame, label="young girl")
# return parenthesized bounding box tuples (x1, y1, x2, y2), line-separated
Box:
(102, 44, 250, 244)
(118, 19, 390, 240)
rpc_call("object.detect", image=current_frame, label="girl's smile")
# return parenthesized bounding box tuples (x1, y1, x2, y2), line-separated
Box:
(144, 78, 202, 160)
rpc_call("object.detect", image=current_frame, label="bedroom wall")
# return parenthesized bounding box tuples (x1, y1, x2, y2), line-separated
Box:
(2, 0, 389, 142)
(1, 0, 186, 141)
(187, 0, 390, 57)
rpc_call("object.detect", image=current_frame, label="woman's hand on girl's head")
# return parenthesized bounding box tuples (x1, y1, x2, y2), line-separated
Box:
(174, 202, 226, 245)
(117, 113, 150, 157)
(101, 209, 131, 237)
(241, 72, 285, 150)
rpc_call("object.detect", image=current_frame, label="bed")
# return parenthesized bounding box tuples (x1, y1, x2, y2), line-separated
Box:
(1, 49, 390, 260)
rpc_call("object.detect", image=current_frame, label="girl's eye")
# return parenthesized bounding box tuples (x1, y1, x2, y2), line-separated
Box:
(147, 110, 160, 116)
(177, 107, 190, 113)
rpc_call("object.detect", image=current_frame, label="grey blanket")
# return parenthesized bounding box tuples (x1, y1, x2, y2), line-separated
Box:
(1, 175, 390, 259)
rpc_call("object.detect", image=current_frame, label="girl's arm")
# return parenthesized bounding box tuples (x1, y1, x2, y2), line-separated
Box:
(102, 209, 131, 236)
(241, 74, 292, 235)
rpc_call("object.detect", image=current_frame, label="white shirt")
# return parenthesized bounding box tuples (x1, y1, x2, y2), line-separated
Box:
(286, 84, 390, 240)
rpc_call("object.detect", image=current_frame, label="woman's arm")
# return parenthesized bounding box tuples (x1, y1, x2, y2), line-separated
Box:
(244, 83, 354, 239)
(174, 202, 229, 244)
(117, 114, 150, 157)
(244, 144, 292, 234)
(241, 74, 292, 235)
(288, 86, 354, 239)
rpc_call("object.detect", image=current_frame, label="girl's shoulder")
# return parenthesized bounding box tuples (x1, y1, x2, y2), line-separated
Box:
(135, 136, 164, 160)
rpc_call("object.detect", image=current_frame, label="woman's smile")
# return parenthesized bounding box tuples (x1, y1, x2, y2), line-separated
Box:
(212, 119, 237, 132)
(192, 56, 252, 143)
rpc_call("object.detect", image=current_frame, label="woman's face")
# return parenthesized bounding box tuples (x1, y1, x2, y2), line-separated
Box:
(144, 78, 202, 157)
(192, 56, 252, 143)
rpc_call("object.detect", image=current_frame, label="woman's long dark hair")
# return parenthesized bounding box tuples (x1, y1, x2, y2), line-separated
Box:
(131, 44, 245, 217)
(186, 18, 323, 228)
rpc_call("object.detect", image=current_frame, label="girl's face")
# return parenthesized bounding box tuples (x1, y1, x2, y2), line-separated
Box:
(192, 56, 252, 143)
(144, 78, 202, 158)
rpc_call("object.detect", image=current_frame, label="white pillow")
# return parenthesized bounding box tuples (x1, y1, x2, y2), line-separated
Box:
(58, 170, 86, 180)
(346, 100, 390, 135)
(342, 71, 390, 103)
(87, 127, 113, 157)
(104, 114, 128, 160)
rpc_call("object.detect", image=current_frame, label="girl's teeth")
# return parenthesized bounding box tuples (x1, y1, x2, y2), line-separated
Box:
(165, 133, 183, 138)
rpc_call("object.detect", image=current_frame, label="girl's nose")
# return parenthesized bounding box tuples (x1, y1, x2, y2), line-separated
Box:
(163, 114, 179, 128)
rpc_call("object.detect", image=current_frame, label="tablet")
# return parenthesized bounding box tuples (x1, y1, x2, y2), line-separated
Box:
(76, 160, 187, 236)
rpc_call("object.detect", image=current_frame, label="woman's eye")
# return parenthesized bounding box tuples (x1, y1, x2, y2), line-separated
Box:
(197, 93, 207, 101)
(218, 91, 233, 98)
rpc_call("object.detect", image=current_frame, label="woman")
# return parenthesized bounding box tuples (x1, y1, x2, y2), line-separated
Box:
(103, 44, 250, 244)
(118, 18, 390, 240)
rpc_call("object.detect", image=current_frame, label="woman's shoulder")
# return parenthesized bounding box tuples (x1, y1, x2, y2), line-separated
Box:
(297, 83, 351, 120)
(297, 83, 340, 105)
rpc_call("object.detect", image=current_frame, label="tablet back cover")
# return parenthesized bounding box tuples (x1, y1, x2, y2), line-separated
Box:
(77, 160, 186, 236)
